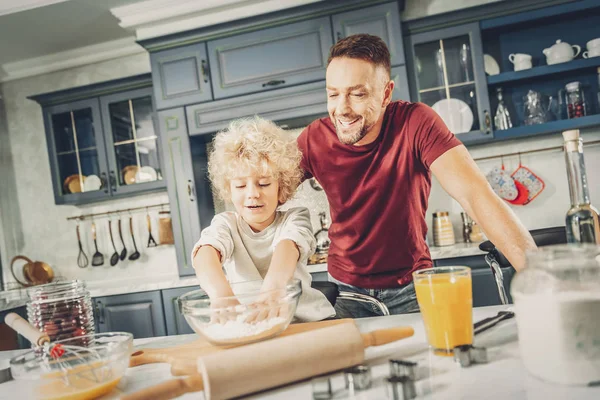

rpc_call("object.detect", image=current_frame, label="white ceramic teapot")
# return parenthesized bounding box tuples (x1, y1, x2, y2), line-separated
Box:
(543, 39, 581, 65)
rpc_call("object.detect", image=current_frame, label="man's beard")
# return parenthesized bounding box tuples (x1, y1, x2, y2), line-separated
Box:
(334, 117, 368, 145)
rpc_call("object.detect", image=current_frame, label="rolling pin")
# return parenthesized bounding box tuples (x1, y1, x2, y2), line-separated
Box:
(122, 321, 414, 400)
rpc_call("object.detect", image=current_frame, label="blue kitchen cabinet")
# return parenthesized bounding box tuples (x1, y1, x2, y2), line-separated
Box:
(162, 286, 197, 336)
(480, 0, 600, 142)
(150, 43, 213, 110)
(407, 23, 493, 145)
(99, 87, 166, 196)
(332, 1, 405, 66)
(434, 255, 514, 306)
(40, 98, 112, 205)
(207, 17, 333, 100)
(391, 65, 411, 102)
(30, 74, 165, 205)
(157, 108, 211, 277)
(93, 291, 166, 339)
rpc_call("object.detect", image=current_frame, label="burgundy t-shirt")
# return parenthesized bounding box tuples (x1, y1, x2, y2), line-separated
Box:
(297, 101, 462, 288)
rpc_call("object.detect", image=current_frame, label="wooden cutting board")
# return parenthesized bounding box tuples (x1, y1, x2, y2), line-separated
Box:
(129, 318, 353, 376)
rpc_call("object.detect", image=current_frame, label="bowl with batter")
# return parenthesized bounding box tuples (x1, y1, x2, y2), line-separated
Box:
(9, 332, 133, 400)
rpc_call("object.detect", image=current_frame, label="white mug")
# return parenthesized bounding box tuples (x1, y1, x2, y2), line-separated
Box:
(586, 38, 600, 50)
(509, 53, 532, 64)
(509, 53, 533, 71)
(583, 48, 600, 59)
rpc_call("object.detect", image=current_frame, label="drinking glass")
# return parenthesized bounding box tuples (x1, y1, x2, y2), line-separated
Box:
(413, 266, 473, 356)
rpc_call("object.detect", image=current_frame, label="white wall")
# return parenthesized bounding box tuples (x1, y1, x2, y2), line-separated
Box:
(0, 52, 180, 289)
(426, 129, 600, 244)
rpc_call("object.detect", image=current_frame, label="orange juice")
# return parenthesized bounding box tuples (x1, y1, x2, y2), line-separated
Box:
(413, 267, 473, 356)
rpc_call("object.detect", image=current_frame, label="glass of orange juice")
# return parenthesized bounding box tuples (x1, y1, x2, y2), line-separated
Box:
(413, 266, 473, 356)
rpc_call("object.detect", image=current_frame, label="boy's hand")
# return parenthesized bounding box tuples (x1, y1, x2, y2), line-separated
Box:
(243, 287, 290, 324)
(209, 296, 240, 324)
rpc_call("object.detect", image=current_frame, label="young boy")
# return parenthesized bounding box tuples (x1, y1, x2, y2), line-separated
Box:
(192, 116, 335, 322)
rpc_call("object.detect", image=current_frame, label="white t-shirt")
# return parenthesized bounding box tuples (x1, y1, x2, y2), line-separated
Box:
(192, 207, 335, 321)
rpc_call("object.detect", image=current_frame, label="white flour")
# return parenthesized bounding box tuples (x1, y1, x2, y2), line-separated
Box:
(514, 290, 600, 385)
(201, 316, 287, 341)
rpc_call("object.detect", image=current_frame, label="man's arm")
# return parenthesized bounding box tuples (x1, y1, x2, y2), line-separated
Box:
(430, 145, 536, 271)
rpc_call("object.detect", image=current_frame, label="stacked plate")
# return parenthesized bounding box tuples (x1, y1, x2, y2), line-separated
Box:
(26, 281, 95, 343)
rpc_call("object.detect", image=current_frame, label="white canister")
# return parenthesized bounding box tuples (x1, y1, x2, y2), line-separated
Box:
(511, 245, 600, 386)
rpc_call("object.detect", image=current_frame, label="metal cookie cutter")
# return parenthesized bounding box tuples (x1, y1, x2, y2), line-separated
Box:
(344, 365, 372, 394)
(389, 359, 418, 381)
(453, 345, 488, 367)
(312, 375, 333, 400)
(386, 376, 417, 400)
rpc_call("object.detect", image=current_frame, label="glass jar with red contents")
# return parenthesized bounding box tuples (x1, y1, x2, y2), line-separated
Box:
(565, 81, 587, 119)
(26, 280, 95, 345)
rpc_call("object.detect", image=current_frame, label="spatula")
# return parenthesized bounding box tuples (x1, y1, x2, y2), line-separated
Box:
(91, 222, 104, 267)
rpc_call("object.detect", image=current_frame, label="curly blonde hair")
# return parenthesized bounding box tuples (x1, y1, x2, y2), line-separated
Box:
(208, 116, 303, 204)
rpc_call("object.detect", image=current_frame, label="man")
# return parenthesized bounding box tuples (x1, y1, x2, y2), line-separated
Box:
(297, 34, 536, 318)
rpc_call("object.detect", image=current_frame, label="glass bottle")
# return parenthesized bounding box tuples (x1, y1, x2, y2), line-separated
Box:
(562, 129, 600, 244)
(565, 81, 586, 119)
(493, 87, 513, 130)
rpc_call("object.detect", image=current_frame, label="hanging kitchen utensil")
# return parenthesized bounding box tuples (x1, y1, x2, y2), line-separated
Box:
(158, 211, 174, 245)
(10, 255, 34, 287)
(511, 153, 545, 205)
(486, 157, 518, 201)
(28, 261, 54, 285)
(76, 224, 89, 268)
(128, 217, 141, 261)
(118, 218, 127, 261)
(91, 221, 104, 267)
(146, 211, 158, 248)
(506, 179, 530, 206)
(108, 220, 119, 266)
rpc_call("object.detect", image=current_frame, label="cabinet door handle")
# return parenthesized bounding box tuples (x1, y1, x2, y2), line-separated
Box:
(187, 180, 195, 202)
(109, 171, 117, 192)
(484, 110, 491, 133)
(95, 300, 105, 325)
(100, 172, 109, 193)
(337, 31, 342, 41)
(262, 79, 286, 88)
(201, 60, 209, 84)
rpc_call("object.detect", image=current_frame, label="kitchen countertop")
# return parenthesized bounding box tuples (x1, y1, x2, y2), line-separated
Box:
(0, 305, 596, 399)
(0, 242, 485, 311)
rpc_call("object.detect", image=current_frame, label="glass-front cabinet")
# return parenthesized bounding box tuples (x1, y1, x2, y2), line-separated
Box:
(45, 99, 110, 203)
(33, 75, 165, 205)
(409, 23, 493, 144)
(100, 87, 164, 195)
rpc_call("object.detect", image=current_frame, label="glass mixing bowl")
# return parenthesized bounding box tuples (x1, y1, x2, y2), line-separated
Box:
(9, 332, 133, 400)
(178, 279, 302, 346)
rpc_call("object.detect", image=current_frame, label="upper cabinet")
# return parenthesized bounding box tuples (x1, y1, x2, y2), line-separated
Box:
(44, 99, 111, 203)
(31, 75, 166, 205)
(332, 2, 405, 66)
(150, 43, 212, 110)
(408, 23, 493, 144)
(100, 87, 165, 195)
(207, 17, 333, 100)
(480, 0, 600, 142)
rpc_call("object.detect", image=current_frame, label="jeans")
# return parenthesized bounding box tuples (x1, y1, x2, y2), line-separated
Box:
(329, 274, 420, 319)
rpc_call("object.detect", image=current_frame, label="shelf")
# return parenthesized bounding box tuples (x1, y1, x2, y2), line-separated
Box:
(487, 57, 600, 86)
(491, 114, 600, 141)
(480, 0, 599, 31)
(56, 147, 97, 156)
